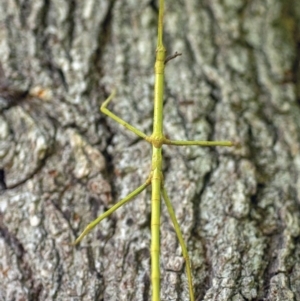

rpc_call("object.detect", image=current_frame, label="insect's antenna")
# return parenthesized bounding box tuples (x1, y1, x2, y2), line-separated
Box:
(157, 0, 164, 47)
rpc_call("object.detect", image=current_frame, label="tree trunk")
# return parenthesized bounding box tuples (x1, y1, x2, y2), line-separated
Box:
(0, 0, 300, 300)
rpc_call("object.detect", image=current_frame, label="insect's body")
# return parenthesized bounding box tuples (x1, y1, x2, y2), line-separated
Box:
(151, 26, 166, 299)
(73, 1, 234, 300)
(151, 163, 162, 301)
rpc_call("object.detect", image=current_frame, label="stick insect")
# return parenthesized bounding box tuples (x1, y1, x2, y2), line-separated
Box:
(73, 1, 234, 300)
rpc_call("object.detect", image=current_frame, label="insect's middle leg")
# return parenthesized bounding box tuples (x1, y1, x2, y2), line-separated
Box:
(101, 90, 149, 141)
(163, 138, 233, 147)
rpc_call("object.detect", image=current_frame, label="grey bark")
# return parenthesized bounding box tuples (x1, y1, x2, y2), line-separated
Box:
(0, 0, 300, 300)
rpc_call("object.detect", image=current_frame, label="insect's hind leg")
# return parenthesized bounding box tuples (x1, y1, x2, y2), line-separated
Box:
(161, 185, 195, 301)
(73, 178, 151, 245)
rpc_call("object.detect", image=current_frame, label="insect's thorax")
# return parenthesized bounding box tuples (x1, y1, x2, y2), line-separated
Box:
(151, 146, 163, 173)
(152, 45, 166, 139)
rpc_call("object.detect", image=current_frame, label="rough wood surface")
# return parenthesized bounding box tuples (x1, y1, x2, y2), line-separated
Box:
(0, 0, 300, 300)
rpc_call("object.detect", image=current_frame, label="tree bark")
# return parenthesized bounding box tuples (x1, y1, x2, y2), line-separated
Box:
(0, 0, 300, 300)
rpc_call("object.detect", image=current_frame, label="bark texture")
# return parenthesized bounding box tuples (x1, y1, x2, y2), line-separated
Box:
(0, 0, 300, 300)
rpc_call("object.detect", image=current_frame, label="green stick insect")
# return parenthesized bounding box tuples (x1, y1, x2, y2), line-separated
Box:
(73, 0, 234, 300)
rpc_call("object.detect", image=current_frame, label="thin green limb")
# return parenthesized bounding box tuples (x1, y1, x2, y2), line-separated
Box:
(73, 179, 151, 245)
(157, 0, 164, 47)
(164, 139, 234, 147)
(101, 90, 149, 141)
(161, 186, 195, 301)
